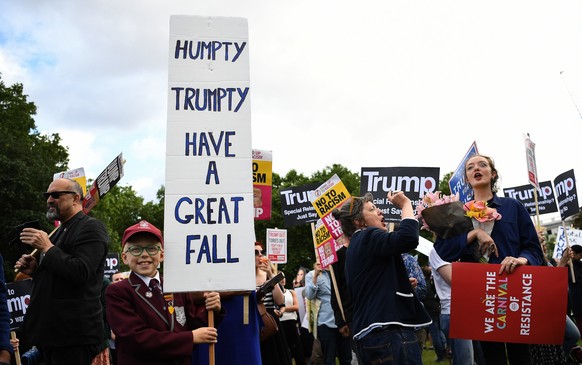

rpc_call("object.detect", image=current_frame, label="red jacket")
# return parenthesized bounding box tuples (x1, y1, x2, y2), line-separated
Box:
(106, 272, 223, 365)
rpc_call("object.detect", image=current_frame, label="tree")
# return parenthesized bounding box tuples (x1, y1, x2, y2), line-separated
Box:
(139, 186, 165, 230)
(0, 76, 69, 280)
(90, 184, 165, 272)
(573, 209, 582, 230)
(89, 185, 146, 253)
(439, 171, 454, 195)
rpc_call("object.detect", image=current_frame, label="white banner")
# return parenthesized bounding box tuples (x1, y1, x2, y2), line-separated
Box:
(415, 237, 435, 257)
(553, 226, 582, 259)
(164, 16, 255, 292)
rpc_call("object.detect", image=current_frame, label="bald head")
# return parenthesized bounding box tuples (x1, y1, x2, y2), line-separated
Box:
(45, 178, 84, 222)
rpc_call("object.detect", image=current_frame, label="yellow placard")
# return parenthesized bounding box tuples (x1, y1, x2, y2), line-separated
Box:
(312, 182, 350, 218)
(314, 223, 331, 247)
(252, 159, 272, 186)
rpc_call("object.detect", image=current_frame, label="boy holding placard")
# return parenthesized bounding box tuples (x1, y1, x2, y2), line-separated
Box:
(106, 220, 224, 365)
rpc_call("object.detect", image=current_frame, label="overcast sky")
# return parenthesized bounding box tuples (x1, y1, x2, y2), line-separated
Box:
(2, 1, 581, 223)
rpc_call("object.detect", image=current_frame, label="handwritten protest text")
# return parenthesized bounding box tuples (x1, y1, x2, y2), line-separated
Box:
(174, 40, 247, 62)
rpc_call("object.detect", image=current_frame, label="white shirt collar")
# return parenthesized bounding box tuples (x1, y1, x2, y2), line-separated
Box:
(135, 271, 161, 289)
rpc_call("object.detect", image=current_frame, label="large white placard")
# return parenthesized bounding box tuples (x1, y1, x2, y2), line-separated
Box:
(553, 226, 582, 259)
(164, 16, 255, 293)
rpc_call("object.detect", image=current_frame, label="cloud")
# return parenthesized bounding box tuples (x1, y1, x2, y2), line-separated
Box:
(1, 0, 582, 208)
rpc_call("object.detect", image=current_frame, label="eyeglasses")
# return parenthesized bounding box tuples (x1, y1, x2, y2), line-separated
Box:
(42, 191, 77, 199)
(125, 245, 162, 256)
(255, 249, 264, 256)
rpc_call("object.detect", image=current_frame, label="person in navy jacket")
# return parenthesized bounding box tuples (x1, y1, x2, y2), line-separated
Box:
(434, 154, 543, 365)
(333, 191, 431, 365)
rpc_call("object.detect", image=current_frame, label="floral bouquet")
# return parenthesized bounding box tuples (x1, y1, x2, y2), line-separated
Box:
(463, 200, 502, 262)
(415, 192, 473, 239)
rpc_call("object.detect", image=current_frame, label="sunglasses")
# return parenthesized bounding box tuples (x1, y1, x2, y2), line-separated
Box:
(255, 249, 264, 256)
(42, 191, 77, 199)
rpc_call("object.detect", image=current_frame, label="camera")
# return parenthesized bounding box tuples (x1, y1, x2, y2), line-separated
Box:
(21, 346, 41, 365)
(256, 272, 284, 302)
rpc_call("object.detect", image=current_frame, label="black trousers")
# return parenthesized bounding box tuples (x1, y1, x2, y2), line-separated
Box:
(41, 344, 101, 365)
(480, 341, 531, 365)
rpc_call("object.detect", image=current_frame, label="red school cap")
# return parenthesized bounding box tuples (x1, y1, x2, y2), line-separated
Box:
(122, 220, 164, 247)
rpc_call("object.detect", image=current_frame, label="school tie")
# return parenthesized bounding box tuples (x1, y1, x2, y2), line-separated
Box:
(148, 278, 172, 327)
(149, 278, 162, 294)
(148, 279, 166, 312)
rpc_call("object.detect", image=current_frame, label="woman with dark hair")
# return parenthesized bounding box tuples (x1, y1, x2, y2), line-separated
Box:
(332, 191, 431, 365)
(293, 267, 307, 288)
(279, 273, 306, 365)
(293, 266, 314, 364)
(255, 243, 292, 365)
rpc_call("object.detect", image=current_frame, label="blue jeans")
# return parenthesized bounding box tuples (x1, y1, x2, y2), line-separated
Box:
(354, 327, 422, 365)
(440, 313, 474, 364)
(565, 315, 580, 357)
(426, 315, 446, 359)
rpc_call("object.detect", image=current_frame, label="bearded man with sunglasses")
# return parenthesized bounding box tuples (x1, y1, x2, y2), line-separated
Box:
(15, 178, 109, 365)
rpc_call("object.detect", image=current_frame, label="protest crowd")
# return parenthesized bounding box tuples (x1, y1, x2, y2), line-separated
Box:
(4, 8, 582, 365)
(0, 152, 579, 365)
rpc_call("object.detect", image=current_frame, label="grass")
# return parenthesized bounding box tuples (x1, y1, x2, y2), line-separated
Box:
(421, 346, 450, 365)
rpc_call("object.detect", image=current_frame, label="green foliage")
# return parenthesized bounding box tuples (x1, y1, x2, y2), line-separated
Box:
(0, 76, 69, 280)
(545, 233, 557, 263)
(90, 184, 164, 272)
(573, 210, 582, 229)
(439, 171, 453, 195)
(90, 185, 144, 252)
(139, 185, 165, 229)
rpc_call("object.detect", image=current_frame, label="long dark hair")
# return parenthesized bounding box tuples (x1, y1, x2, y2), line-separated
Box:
(295, 266, 307, 287)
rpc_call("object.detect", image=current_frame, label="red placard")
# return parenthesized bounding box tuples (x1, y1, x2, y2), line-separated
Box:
(450, 262, 568, 344)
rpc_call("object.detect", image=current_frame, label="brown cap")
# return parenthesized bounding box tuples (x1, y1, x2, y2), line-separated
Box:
(122, 220, 163, 247)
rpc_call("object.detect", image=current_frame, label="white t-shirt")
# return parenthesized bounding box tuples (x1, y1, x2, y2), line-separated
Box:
(428, 248, 451, 315)
(295, 287, 306, 322)
(280, 289, 298, 322)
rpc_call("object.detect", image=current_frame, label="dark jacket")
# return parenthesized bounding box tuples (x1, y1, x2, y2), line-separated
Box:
(568, 259, 582, 316)
(434, 195, 543, 266)
(106, 272, 225, 365)
(421, 274, 441, 318)
(330, 245, 353, 329)
(0, 256, 13, 356)
(346, 220, 431, 338)
(23, 211, 109, 347)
